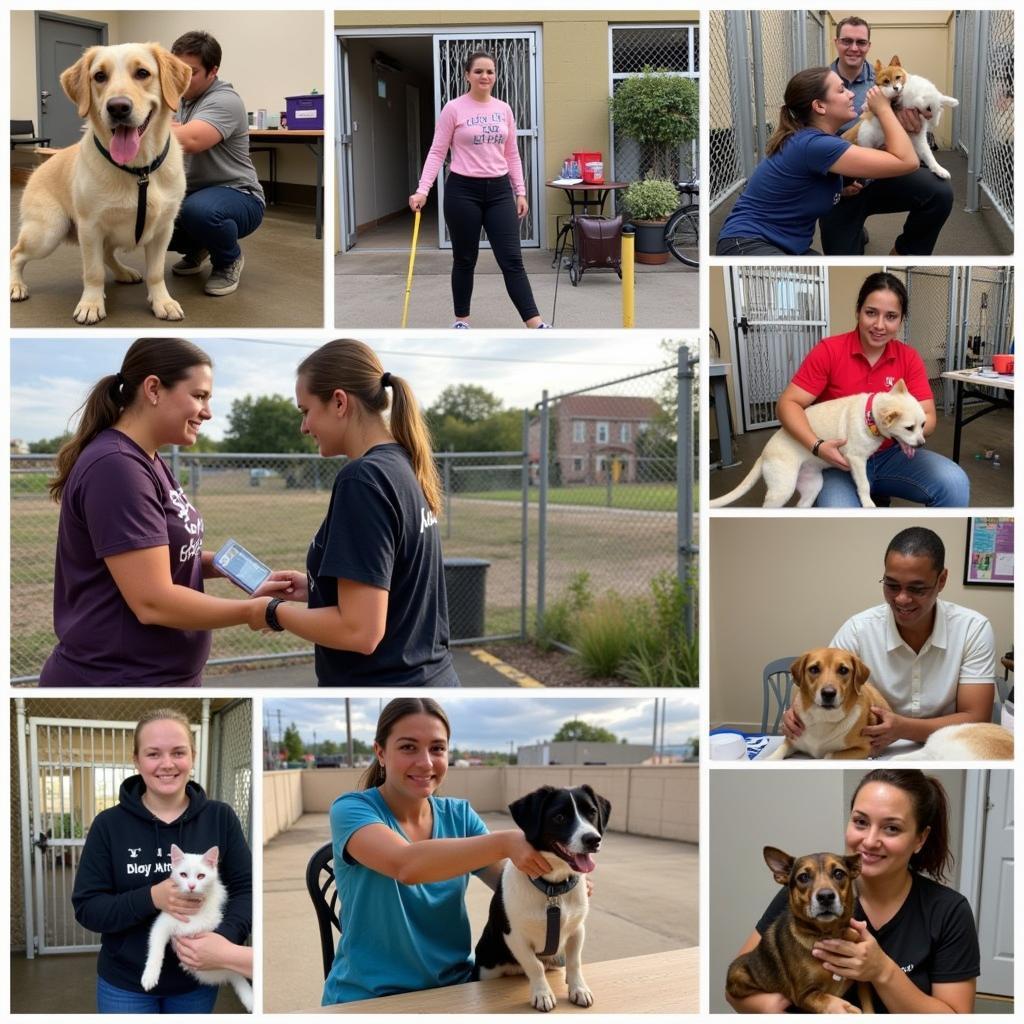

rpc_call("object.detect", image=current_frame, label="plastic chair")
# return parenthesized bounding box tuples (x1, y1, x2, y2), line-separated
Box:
(761, 657, 796, 735)
(11, 120, 50, 151)
(305, 841, 340, 980)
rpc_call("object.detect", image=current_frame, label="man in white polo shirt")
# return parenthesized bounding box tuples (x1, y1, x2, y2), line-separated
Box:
(785, 526, 996, 755)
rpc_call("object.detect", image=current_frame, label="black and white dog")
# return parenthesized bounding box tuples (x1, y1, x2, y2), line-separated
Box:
(475, 784, 611, 1012)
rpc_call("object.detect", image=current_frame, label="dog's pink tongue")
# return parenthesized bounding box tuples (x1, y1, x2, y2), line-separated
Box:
(898, 440, 917, 459)
(569, 852, 596, 873)
(110, 125, 141, 165)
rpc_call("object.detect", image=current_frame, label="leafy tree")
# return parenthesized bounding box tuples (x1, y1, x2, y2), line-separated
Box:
(282, 723, 305, 762)
(221, 394, 314, 454)
(552, 719, 618, 744)
(28, 433, 72, 453)
(429, 384, 504, 423)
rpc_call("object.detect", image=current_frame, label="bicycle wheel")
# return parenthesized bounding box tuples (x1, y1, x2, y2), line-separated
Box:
(665, 205, 699, 267)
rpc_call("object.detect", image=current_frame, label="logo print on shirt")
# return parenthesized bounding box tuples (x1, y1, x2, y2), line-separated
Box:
(129, 847, 141, 859)
(885, 376, 895, 388)
(169, 486, 204, 562)
(420, 507, 438, 534)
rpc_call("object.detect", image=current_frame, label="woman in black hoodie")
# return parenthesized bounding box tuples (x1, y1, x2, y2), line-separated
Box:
(72, 709, 252, 1013)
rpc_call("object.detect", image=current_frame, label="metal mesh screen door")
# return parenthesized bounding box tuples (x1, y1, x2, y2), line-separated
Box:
(28, 717, 201, 953)
(609, 24, 699, 189)
(434, 32, 541, 248)
(726, 267, 829, 431)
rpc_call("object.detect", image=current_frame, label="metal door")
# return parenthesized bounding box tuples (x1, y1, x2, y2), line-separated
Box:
(27, 717, 200, 954)
(36, 13, 106, 147)
(975, 770, 1013, 996)
(725, 267, 829, 431)
(433, 32, 541, 248)
(336, 38, 357, 251)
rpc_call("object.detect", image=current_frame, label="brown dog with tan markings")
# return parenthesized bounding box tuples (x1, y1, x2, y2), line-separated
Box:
(768, 648, 890, 760)
(727, 847, 872, 1014)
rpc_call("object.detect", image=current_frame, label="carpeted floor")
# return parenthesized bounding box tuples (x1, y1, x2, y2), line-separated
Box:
(9, 183, 324, 328)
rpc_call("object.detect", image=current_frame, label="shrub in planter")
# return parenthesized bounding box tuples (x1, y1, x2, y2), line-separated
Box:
(622, 178, 679, 264)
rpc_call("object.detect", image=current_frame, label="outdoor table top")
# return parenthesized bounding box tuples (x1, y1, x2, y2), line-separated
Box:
(305, 947, 698, 1014)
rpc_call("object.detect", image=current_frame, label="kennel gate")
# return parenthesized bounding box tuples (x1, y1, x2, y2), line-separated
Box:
(725, 266, 829, 431)
(22, 716, 202, 955)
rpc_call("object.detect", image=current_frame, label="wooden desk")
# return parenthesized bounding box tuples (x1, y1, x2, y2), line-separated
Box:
(939, 369, 1015, 463)
(249, 129, 325, 240)
(313, 947, 698, 1014)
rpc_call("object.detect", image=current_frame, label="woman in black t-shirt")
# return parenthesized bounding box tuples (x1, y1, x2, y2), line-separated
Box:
(249, 339, 458, 686)
(725, 769, 979, 1014)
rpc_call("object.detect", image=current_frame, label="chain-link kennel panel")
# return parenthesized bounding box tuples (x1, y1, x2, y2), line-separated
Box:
(804, 11, 826, 68)
(754, 10, 798, 159)
(209, 699, 252, 842)
(979, 10, 1013, 230)
(708, 9, 746, 210)
(898, 268, 953, 407)
(534, 360, 687, 633)
(610, 23, 699, 189)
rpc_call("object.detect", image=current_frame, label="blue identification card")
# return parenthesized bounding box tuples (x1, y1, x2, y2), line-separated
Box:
(213, 538, 272, 594)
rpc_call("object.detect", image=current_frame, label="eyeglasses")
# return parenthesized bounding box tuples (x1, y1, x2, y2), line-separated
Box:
(837, 37, 870, 48)
(879, 578, 940, 598)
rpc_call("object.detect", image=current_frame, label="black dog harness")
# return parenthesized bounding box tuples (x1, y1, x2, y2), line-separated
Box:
(93, 133, 171, 244)
(529, 874, 580, 957)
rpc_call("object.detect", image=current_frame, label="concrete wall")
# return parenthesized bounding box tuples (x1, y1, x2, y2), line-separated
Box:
(710, 517, 1014, 728)
(518, 741, 654, 765)
(264, 763, 698, 844)
(10, 10, 323, 185)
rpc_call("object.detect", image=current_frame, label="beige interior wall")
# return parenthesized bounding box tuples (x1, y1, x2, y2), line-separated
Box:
(709, 517, 1014, 727)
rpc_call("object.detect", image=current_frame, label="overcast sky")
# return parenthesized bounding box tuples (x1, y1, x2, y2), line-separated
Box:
(262, 695, 697, 752)
(10, 334, 689, 443)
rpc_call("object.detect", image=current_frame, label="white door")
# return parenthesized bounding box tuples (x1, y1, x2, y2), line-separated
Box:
(405, 84, 422, 195)
(976, 770, 1013, 996)
(433, 31, 542, 249)
(336, 38, 357, 251)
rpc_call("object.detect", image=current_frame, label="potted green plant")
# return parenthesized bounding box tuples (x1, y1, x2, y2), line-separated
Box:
(621, 178, 679, 264)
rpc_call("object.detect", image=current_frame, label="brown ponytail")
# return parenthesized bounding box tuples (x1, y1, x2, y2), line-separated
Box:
(49, 337, 212, 502)
(358, 698, 451, 789)
(297, 339, 443, 516)
(766, 67, 833, 156)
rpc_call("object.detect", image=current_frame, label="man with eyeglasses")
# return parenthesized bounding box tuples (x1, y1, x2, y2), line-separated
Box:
(784, 526, 996, 755)
(818, 16, 954, 256)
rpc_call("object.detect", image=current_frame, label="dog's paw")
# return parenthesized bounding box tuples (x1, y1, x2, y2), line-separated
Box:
(153, 298, 185, 321)
(569, 983, 594, 1008)
(531, 987, 557, 1012)
(824, 996, 862, 1014)
(932, 167, 951, 179)
(114, 267, 144, 284)
(73, 299, 106, 324)
(140, 967, 161, 992)
(10, 283, 29, 302)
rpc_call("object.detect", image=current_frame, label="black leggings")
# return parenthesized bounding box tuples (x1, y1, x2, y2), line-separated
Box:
(443, 171, 539, 321)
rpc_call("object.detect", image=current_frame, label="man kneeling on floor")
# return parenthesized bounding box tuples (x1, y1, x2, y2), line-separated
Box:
(169, 30, 265, 296)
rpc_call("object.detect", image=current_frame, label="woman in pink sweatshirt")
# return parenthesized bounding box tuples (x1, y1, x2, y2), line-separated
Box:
(409, 51, 549, 329)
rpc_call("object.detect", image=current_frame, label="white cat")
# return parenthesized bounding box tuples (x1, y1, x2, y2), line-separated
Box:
(851, 57, 959, 179)
(141, 844, 253, 1012)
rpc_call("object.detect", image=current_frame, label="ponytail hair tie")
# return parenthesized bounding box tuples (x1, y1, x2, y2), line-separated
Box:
(381, 372, 393, 388)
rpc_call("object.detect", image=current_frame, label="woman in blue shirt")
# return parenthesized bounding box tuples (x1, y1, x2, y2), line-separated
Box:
(322, 697, 552, 1005)
(717, 67, 918, 256)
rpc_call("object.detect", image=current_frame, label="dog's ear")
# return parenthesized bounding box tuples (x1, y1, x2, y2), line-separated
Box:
(151, 44, 193, 110)
(890, 378, 908, 394)
(873, 59, 884, 74)
(580, 784, 611, 832)
(890, 55, 902, 68)
(763, 846, 793, 885)
(844, 853, 863, 880)
(789, 653, 810, 685)
(61, 48, 98, 118)
(508, 786, 556, 846)
(850, 653, 871, 692)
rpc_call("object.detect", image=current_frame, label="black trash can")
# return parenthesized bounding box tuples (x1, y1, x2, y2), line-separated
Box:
(443, 557, 491, 641)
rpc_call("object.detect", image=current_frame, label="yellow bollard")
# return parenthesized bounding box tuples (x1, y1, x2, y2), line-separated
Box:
(621, 226, 635, 328)
(401, 209, 422, 329)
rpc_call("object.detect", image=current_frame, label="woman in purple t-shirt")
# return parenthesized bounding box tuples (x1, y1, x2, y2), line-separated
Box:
(41, 338, 272, 686)
(408, 50, 548, 329)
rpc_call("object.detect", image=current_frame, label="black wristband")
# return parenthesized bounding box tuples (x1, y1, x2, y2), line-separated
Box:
(811, 438, 826, 458)
(265, 597, 285, 632)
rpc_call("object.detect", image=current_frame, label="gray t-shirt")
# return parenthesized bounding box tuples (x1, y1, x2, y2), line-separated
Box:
(178, 78, 265, 205)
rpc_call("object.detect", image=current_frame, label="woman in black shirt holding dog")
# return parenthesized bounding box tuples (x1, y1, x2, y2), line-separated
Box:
(725, 769, 979, 1014)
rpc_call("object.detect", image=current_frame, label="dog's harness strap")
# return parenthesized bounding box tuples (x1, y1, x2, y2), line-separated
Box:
(864, 392, 881, 437)
(529, 875, 579, 957)
(92, 134, 171, 244)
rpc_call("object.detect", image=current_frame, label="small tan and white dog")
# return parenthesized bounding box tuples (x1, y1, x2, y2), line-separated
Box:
(10, 43, 191, 324)
(768, 648, 891, 760)
(710, 380, 927, 509)
(843, 56, 958, 180)
(891, 722, 1014, 761)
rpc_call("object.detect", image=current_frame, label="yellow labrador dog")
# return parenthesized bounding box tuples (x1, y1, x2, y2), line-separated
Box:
(10, 43, 191, 323)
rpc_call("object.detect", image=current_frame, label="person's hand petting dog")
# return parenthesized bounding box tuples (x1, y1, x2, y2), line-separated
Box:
(861, 705, 903, 755)
(813, 919, 894, 985)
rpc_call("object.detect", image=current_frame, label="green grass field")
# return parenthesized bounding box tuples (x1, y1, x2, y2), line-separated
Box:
(458, 482, 678, 512)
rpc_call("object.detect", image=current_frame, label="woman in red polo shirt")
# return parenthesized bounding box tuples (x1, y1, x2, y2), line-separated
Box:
(776, 272, 969, 507)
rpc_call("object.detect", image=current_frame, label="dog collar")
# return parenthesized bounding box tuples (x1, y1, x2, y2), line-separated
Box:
(530, 874, 580, 957)
(92, 133, 171, 244)
(864, 392, 881, 437)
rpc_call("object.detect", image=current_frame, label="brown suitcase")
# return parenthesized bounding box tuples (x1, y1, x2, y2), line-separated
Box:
(571, 215, 623, 284)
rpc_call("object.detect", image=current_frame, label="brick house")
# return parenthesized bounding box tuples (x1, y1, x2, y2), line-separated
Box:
(529, 394, 663, 484)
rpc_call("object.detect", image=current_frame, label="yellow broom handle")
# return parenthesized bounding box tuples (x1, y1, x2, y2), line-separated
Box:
(401, 209, 422, 328)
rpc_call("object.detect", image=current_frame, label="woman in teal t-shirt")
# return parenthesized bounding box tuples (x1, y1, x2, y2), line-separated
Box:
(321, 697, 552, 1005)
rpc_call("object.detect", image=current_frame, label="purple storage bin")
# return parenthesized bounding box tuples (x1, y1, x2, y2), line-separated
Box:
(285, 94, 324, 130)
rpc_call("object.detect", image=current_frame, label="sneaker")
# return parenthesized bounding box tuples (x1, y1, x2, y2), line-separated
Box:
(204, 255, 244, 296)
(172, 250, 209, 276)
(536, 322, 553, 329)
(451, 320, 470, 329)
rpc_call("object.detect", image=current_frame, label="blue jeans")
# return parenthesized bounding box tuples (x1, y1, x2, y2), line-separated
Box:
(96, 975, 218, 1014)
(170, 186, 264, 268)
(816, 445, 970, 507)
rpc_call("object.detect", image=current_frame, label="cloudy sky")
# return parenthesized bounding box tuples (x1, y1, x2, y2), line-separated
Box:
(10, 334, 689, 443)
(262, 695, 698, 752)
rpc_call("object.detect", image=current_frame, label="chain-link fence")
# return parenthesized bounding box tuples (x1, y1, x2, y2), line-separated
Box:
(208, 699, 253, 841)
(609, 22, 699, 190)
(953, 10, 1014, 231)
(534, 346, 696, 646)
